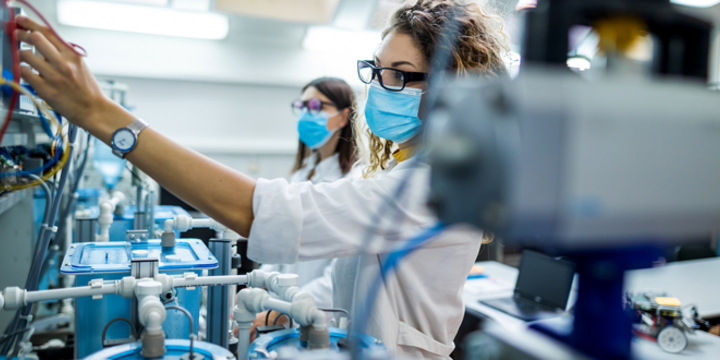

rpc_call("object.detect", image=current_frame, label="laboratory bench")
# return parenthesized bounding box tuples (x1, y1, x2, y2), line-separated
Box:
(457, 259, 720, 360)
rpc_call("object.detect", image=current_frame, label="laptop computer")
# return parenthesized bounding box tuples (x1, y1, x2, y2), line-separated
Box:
(480, 250, 575, 322)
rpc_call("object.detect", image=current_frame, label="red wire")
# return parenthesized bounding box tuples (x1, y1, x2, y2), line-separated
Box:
(0, 0, 87, 146)
(14, 0, 87, 57)
(0, 7, 20, 147)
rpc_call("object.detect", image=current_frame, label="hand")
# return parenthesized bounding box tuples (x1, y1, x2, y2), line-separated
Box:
(235, 311, 289, 343)
(15, 15, 112, 128)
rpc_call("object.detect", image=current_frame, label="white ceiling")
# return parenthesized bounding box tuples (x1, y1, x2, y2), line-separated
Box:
(20, 1, 720, 87)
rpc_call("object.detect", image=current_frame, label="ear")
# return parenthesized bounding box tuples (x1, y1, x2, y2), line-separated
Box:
(339, 108, 351, 127)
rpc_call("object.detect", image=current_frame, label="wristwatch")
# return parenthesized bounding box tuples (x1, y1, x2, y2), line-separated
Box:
(111, 118, 149, 158)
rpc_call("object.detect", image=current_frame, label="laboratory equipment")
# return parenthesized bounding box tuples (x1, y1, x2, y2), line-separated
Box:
(248, 328, 385, 359)
(74, 204, 191, 243)
(60, 239, 218, 358)
(425, 0, 717, 359)
(626, 291, 711, 353)
(82, 339, 235, 360)
(0, 268, 373, 360)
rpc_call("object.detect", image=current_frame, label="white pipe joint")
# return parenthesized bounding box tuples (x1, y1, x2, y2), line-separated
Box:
(234, 289, 259, 324)
(239, 288, 270, 314)
(136, 281, 165, 334)
(289, 296, 326, 329)
(169, 214, 226, 233)
(246, 269, 271, 289)
(96, 192, 125, 242)
(116, 276, 137, 298)
(2, 287, 25, 310)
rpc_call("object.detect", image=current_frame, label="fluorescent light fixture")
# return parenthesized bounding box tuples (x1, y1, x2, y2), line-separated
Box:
(567, 57, 591, 72)
(303, 26, 381, 58)
(57, 0, 229, 40)
(112, 0, 168, 5)
(671, 0, 720, 7)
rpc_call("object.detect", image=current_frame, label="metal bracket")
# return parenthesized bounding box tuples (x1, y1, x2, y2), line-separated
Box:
(131, 257, 159, 279)
(126, 229, 149, 242)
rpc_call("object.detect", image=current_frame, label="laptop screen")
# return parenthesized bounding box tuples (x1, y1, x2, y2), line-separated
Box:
(514, 250, 576, 311)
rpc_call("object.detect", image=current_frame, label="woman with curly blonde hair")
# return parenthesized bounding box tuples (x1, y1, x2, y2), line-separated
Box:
(16, 0, 508, 358)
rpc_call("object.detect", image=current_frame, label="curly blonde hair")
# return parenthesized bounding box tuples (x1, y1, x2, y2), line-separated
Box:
(356, 0, 510, 180)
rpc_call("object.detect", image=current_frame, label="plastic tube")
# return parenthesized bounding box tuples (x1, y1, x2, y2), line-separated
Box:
(236, 326, 250, 360)
(25, 283, 117, 304)
(97, 191, 125, 241)
(264, 298, 292, 315)
(25, 174, 52, 226)
(5, 125, 79, 356)
(170, 274, 247, 288)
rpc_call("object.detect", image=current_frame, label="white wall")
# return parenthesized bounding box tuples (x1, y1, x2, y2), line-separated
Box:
(97, 75, 304, 179)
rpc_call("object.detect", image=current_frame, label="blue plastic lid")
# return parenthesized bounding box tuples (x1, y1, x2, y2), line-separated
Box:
(249, 328, 385, 358)
(60, 239, 218, 274)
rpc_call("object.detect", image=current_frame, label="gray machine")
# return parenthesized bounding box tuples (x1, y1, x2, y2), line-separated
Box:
(427, 66, 720, 247)
(426, 0, 718, 359)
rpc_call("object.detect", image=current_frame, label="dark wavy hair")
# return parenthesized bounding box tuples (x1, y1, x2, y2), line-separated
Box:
(291, 77, 356, 178)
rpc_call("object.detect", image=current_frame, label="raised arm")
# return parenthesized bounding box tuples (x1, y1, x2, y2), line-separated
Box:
(15, 16, 256, 237)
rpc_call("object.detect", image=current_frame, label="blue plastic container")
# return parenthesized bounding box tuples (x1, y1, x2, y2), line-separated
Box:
(249, 328, 385, 359)
(61, 240, 218, 359)
(82, 339, 234, 360)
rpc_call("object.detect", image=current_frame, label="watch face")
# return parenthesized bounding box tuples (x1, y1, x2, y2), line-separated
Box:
(112, 128, 136, 151)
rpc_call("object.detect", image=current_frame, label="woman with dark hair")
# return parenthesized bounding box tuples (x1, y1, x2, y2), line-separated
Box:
(258, 77, 356, 328)
(289, 77, 356, 183)
(17, 0, 509, 357)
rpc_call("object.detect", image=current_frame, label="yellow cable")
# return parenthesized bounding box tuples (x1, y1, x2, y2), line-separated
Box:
(0, 79, 62, 138)
(0, 79, 70, 190)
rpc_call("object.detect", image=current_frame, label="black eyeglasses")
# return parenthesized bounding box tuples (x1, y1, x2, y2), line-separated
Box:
(291, 98, 335, 116)
(357, 60, 428, 92)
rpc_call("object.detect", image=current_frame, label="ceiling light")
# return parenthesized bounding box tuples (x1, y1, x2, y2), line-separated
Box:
(671, 0, 720, 7)
(57, 0, 229, 40)
(303, 26, 381, 59)
(113, 0, 168, 5)
(215, 0, 340, 24)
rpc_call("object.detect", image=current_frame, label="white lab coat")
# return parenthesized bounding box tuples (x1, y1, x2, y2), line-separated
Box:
(248, 155, 483, 359)
(259, 153, 343, 309)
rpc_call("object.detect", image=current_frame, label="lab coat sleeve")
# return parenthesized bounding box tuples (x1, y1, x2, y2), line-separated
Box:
(248, 164, 436, 264)
(300, 259, 335, 309)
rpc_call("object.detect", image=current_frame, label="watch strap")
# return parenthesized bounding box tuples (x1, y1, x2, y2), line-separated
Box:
(127, 118, 149, 133)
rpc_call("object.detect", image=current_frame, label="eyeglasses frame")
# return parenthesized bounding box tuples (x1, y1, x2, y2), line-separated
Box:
(357, 60, 428, 92)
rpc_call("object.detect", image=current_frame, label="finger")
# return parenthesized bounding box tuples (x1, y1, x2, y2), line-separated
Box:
(19, 66, 46, 93)
(17, 30, 64, 66)
(19, 50, 54, 75)
(16, 16, 68, 55)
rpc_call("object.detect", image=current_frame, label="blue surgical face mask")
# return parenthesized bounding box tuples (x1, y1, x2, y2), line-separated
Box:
(297, 109, 339, 149)
(364, 81, 423, 144)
